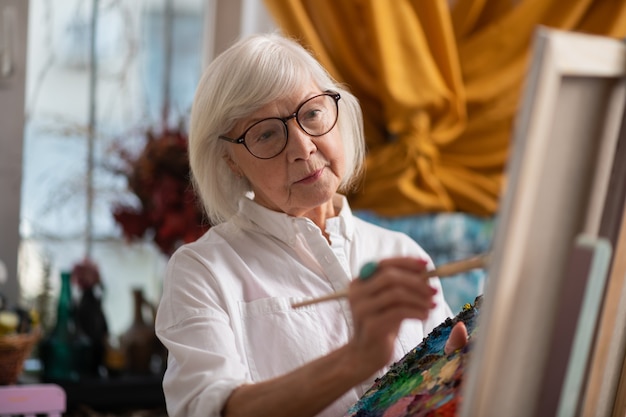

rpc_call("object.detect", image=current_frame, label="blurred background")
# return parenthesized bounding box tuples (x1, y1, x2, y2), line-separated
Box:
(1, 3, 625, 408)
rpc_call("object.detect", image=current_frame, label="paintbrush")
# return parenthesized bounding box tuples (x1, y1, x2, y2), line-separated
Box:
(291, 253, 490, 309)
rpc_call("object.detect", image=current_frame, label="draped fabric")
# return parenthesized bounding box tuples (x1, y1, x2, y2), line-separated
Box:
(263, 0, 626, 217)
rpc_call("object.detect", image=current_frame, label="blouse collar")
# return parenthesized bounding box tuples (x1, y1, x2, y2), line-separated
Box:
(236, 194, 354, 245)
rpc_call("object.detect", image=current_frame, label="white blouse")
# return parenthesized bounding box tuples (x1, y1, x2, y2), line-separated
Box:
(155, 195, 452, 417)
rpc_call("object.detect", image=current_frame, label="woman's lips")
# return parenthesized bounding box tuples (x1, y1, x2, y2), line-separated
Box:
(296, 168, 324, 184)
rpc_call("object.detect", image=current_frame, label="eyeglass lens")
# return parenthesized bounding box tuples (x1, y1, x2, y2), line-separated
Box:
(244, 94, 338, 159)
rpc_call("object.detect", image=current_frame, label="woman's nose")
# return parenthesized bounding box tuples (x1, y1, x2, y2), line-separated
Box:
(285, 120, 317, 160)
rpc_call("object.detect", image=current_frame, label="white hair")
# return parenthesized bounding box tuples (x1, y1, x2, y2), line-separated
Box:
(188, 32, 365, 225)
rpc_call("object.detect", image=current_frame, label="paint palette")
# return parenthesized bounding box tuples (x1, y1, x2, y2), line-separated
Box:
(345, 297, 482, 417)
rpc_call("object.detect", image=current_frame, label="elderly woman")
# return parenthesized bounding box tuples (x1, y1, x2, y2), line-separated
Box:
(155, 33, 464, 417)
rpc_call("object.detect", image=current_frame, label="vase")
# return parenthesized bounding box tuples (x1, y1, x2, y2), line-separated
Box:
(119, 288, 160, 374)
(39, 271, 94, 381)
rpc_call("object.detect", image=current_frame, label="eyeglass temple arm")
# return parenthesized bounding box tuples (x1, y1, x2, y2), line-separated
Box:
(218, 135, 244, 144)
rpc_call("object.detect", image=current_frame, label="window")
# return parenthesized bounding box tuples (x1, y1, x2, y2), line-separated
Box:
(20, 0, 205, 337)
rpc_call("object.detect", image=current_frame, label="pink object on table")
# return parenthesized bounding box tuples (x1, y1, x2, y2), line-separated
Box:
(0, 384, 66, 417)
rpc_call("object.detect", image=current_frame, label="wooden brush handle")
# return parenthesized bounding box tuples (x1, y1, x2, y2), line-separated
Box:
(291, 253, 489, 309)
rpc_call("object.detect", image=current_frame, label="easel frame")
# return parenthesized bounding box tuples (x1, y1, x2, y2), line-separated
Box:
(460, 27, 626, 417)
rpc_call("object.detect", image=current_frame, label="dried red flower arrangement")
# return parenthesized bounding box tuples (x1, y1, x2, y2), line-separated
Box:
(112, 128, 210, 256)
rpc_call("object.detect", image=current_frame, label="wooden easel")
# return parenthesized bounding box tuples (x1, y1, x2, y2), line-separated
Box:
(460, 28, 626, 417)
(583, 97, 626, 417)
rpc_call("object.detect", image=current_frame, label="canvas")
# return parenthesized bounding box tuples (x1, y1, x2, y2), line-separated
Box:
(461, 27, 626, 417)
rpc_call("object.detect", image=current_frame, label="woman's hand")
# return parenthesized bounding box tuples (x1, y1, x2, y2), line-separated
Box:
(346, 257, 438, 377)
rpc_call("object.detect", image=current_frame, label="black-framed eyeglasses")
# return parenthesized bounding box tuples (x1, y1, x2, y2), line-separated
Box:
(219, 92, 341, 159)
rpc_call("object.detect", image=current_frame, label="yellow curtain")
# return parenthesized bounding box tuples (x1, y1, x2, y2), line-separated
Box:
(263, 0, 626, 217)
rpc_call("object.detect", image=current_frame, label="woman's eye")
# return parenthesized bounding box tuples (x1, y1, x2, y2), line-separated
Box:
(250, 127, 279, 143)
(301, 108, 323, 121)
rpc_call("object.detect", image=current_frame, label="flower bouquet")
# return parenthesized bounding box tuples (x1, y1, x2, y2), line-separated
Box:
(112, 127, 210, 256)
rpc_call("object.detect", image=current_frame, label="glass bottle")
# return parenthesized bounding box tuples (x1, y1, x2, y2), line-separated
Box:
(120, 288, 161, 374)
(39, 271, 93, 381)
(76, 282, 108, 375)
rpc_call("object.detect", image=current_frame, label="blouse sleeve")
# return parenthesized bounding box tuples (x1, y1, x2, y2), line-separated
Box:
(155, 248, 250, 417)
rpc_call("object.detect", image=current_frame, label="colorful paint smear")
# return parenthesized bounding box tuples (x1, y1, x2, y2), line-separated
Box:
(345, 297, 482, 417)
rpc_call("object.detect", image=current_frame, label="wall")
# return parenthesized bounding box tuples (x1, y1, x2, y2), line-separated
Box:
(0, 0, 29, 303)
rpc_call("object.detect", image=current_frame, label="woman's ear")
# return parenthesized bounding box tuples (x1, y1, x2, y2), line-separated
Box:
(223, 154, 244, 178)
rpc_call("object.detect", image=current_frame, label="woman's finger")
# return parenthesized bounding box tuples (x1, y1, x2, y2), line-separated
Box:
(444, 322, 468, 355)
(351, 262, 438, 304)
